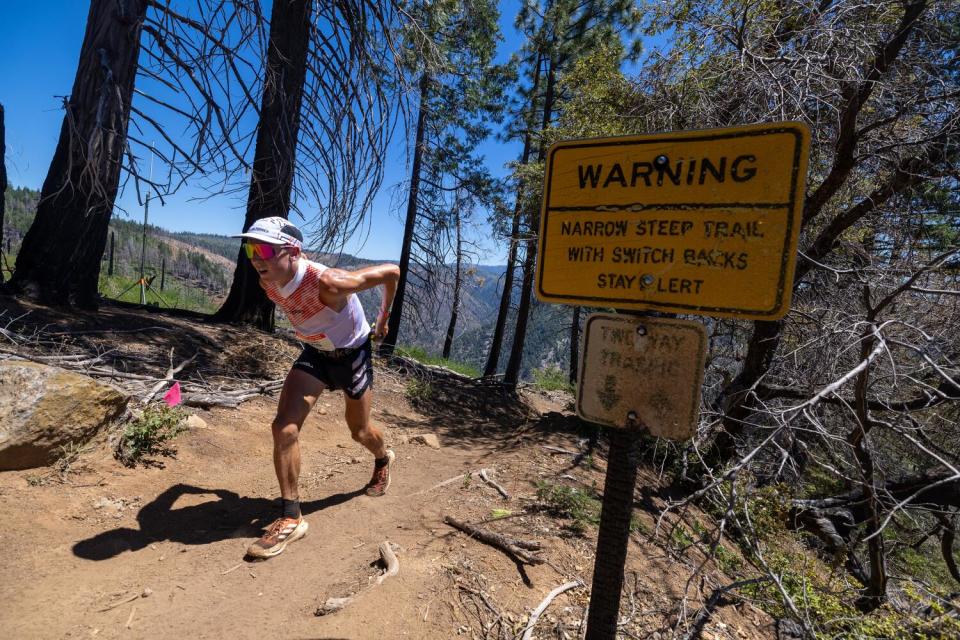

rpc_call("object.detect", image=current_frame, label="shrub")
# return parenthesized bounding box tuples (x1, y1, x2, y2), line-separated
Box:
(405, 379, 434, 403)
(116, 405, 187, 466)
(395, 345, 481, 378)
(532, 364, 572, 393)
(536, 481, 601, 533)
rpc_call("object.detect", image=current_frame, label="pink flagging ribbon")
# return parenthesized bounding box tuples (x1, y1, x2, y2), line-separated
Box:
(163, 381, 182, 407)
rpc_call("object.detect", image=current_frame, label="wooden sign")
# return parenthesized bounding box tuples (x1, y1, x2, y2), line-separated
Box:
(577, 314, 707, 439)
(536, 122, 810, 319)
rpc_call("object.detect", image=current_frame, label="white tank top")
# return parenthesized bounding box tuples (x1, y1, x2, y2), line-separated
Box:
(262, 259, 369, 350)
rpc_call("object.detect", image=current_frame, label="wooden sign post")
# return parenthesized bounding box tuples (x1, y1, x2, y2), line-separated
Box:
(534, 123, 810, 640)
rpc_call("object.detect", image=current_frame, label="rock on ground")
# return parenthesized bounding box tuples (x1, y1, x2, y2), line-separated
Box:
(0, 361, 129, 470)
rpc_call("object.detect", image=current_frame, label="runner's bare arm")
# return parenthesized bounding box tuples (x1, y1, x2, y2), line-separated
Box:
(319, 264, 400, 338)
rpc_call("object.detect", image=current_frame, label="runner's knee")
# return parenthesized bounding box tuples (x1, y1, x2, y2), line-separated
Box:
(271, 418, 300, 446)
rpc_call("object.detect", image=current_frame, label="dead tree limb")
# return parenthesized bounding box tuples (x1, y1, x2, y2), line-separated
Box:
(479, 469, 510, 499)
(315, 541, 400, 616)
(520, 581, 582, 640)
(444, 515, 543, 565)
(141, 349, 197, 404)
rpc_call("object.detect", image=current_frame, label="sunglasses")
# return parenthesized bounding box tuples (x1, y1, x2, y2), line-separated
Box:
(243, 243, 290, 260)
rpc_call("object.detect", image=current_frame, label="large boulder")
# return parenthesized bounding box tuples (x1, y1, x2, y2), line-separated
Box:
(0, 361, 129, 470)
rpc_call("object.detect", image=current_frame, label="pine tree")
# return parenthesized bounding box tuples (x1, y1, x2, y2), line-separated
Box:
(381, 0, 507, 355)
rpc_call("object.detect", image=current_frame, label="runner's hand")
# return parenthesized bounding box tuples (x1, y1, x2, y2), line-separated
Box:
(373, 309, 390, 340)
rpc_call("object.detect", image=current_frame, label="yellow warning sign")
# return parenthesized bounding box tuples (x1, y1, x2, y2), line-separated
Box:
(536, 123, 809, 319)
(577, 314, 706, 439)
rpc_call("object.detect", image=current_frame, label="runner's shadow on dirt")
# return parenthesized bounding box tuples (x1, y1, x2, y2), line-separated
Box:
(72, 483, 362, 561)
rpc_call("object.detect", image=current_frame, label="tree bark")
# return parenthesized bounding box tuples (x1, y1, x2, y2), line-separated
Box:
(849, 322, 886, 612)
(483, 198, 522, 377)
(0, 103, 6, 283)
(504, 51, 556, 386)
(504, 237, 535, 386)
(569, 306, 581, 385)
(442, 209, 462, 359)
(483, 52, 541, 379)
(214, 0, 312, 329)
(9, 0, 148, 308)
(380, 74, 431, 356)
(711, 0, 934, 463)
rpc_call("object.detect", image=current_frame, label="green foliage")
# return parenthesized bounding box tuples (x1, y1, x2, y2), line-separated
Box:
(713, 543, 742, 574)
(531, 363, 572, 392)
(405, 379, 435, 403)
(892, 545, 957, 593)
(740, 549, 960, 639)
(536, 480, 601, 533)
(669, 524, 695, 552)
(548, 42, 638, 143)
(396, 344, 481, 377)
(116, 405, 187, 466)
(98, 273, 220, 313)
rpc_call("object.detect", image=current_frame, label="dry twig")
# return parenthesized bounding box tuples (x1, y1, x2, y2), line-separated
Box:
(520, 581, 583, 640)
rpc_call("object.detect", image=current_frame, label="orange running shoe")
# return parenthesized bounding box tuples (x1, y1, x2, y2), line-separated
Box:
(364, 450, 395, 497)
(245, 516, 308, 559)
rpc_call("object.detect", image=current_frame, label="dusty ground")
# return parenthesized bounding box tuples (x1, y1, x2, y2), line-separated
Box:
(0, 299, 774, 640)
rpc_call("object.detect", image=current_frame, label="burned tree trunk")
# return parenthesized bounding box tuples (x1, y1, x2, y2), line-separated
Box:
(442, 210, 463, 360)
(483, 52, 541, 379)
(0, 103, 6, 283)
(569, 306, 581, 385)
(10, 0, 148, 308)
(483, 198, 522, 378)
(381, 74, 431, 356)
(504, 52, 556, 387)
(214, 0, 312, 329)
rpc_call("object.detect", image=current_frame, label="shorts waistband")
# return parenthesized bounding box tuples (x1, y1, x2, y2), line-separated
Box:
(304, 336, 370, 359)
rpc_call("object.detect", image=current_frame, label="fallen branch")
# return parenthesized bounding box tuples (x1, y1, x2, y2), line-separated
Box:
(142, 349, 197, 405)
(479, 469, 511, 500)
(521, 581, 582, 640)
(415, 468, 494, 495)
(444, 515, 543, 565)
(542, 445, 580, 456)
(125, 605, 137, 629)
(182, 380, 284, 408)
(315, 541, 399, 616)
(98, 593, 139, 612)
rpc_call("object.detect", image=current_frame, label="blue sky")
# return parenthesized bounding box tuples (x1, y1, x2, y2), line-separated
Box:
(0, 2, 664, 263)
(0, 1, 529, 263)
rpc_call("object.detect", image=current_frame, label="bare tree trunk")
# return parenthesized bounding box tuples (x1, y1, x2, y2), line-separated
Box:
(569, 306, 580, 385)
(381, 73, 431, 356)
(711, 0, 933, 464)
(504, 238, 535, 386)
(483, 53, 541, 379)
(504, 52, 556, 387)
(483, 199, 521, 376)
(214, 0, 312, 329)
(442, 210, 462, 360)
(9, 0, 148, 308)
(0, 103, 6, 283)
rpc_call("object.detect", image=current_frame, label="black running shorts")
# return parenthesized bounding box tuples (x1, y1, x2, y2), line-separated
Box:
(291, 337, 373, 400)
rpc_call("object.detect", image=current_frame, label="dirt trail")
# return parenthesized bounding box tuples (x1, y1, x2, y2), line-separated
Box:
(0, 300, 774, 639)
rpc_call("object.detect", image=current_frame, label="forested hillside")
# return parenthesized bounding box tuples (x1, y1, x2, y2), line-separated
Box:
(2, 187, 569, 379)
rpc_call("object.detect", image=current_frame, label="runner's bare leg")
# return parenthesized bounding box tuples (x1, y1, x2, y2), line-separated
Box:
(273, 368, 325, 501)
(344, 390, 387, 458)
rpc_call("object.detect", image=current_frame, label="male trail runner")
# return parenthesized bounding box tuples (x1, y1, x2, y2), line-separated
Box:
(234, 216, 400, 559)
